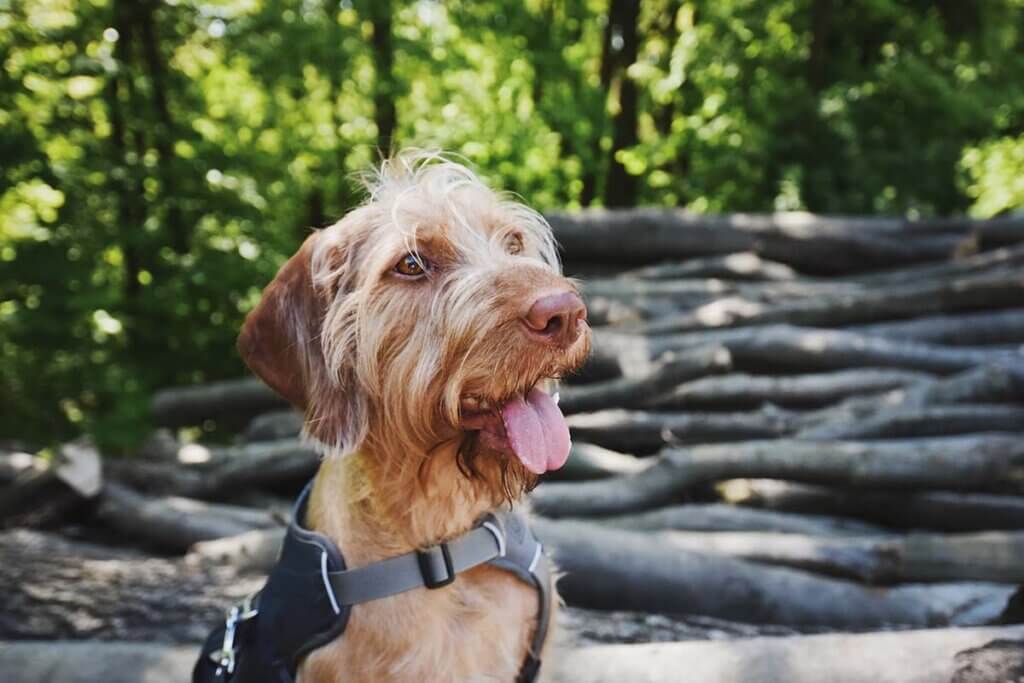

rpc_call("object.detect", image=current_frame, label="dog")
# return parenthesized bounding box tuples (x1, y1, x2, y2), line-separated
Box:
(236, 152, 591, 682)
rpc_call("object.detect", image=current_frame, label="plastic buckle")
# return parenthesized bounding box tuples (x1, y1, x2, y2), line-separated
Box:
(417, 542, 455, 589)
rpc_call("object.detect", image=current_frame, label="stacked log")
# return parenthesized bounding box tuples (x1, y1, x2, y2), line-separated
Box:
(5, 210, 1024, 682)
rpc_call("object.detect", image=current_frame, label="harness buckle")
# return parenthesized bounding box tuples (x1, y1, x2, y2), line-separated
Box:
(210, 595, 259, 677)
(416, 542, 456, 589)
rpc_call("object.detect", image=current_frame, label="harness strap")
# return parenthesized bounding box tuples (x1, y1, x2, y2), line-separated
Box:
(325, 517, 506, 606)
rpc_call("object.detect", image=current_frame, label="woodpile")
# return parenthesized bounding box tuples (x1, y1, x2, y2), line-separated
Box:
(4, 211, 1024, 681)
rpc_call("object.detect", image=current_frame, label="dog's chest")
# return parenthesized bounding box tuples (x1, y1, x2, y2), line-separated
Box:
(299, 565, 537, 683)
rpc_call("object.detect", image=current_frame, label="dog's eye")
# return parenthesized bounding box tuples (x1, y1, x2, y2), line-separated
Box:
(394, 253, 428, 277)
(505, 233, 524, 255)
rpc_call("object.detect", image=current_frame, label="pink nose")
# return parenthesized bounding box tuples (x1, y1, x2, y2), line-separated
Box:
(523, 291, 587, 347)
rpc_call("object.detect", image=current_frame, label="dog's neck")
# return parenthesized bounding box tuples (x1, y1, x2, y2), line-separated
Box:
(306, 442, 513, 567)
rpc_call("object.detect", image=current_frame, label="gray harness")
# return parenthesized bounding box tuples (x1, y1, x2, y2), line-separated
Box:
(194, 482, 553, 683)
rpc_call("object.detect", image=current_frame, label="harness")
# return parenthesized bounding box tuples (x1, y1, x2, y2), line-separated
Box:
(193, 482, 553, 683)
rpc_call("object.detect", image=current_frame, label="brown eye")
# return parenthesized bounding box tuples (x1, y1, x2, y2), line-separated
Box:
(505, 233, 524, 255)
(395, 253, 427, 277)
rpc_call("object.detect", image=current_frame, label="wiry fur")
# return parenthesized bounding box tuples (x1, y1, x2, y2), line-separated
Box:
(236, 151, 590, 683)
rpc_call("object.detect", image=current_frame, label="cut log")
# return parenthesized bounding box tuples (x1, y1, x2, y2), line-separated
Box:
(952, 639, 1024, 683)
(850, 241, 1024, 285)
(558, 346, 732, 415)
(797, 404, 1024, 440)
(547, 209, 982, 273)
(244, 410, 303, 442)
(646, 368, 932, 410)
(534, 518, 1016, 628)
(637, 270, 1024, 334)
(566, 408, 795, 454)
(0, 441, 101, 527)
(0, 529, 263, 642)
(188, 527, 284, 571)
(192, 518, 1018, 629)
(717, 325, 1024, 375)
(96, 482, 282, 553)
(109, 440, 319, 500)
(531, 435, 1024, 518)
(552, 626, 1024, 683)
(727, 480, 1024, 532)
(646, 529, 1024, 583)
(592, 503, 887, 536)
(619, 252, 799, 281)
(7, 628, 1024, 683)
(592, 325, 1024, 377)
(547, 443, 651, 482)
(151, 377, 285, 428)
(850, 308, 1024, 347)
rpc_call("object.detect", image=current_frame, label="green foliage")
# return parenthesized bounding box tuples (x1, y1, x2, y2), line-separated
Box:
(3, 0, 1024, 451)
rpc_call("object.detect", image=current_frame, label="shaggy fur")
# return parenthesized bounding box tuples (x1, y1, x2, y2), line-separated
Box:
(237, 152, 591, 682)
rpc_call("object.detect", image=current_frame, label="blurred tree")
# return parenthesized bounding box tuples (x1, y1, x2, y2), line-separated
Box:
(2, 0, 1023, 450)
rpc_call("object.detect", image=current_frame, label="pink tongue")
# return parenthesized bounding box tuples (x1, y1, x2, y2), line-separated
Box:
(499, 388, 571, 474)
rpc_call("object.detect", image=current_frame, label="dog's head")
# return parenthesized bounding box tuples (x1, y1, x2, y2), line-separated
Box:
(239, 152, 590, 496)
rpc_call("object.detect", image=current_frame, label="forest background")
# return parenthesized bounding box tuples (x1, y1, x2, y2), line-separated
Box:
(4, 0, 1024, 450)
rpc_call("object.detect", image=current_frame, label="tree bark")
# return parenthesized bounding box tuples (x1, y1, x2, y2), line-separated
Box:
(531, 435, 1024, 518)
(535, 518, 1016, 628)
(647, 368, 932, 410)
(567, 408, 795, 454)
(729, 480, 1024, 533)
(151, 377, 285, 428)
(850, 308, 1024, 347)
(369, 0, 396, 151)
(637, 270, 1024, 334)
(558, 346, 732, 414)
(0, 529, 263, 642)
(109, 439, 318, 499)
(603, 0, 640, 207)
(591, 325, 1024, 378)
(96, 482, 282, 553)
(553, 627, 1024, 683)
(647, 529, 1024, 584)
(592, 503, 886, 536)
(544, 209, 1019, 273)
(619, 252, 799, 281)
(546, 442, 651, 482)
(797, 404, 1024, 441)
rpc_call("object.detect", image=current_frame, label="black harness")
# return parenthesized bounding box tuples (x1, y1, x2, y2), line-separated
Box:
(194, 482, 553, 683)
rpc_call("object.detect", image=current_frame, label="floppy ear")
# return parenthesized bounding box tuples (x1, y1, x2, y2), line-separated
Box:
(237, 233, 324, 411)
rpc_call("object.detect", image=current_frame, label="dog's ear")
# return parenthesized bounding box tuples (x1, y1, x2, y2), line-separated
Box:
(237, 233, 324, 411)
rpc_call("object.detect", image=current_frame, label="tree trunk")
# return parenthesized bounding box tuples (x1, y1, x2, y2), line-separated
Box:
(637, 270, 1024, 334)
(553, 627, 1024, 683)
(369, 0, 396, 151)
(151, 377, 285, 428)
(647, 368, 932, 410)
(558, 345, 732, 414)
(96, 482, 282, 553)
(850, 308, 1024, 347)
(535, 518, 1016, 628)
(729, 480, 1024, 533)
(647, 528, 1024, 584)
(531, 435, 1024, 518)
(593, 503, 886, 536)
(603, 0, 640, 207)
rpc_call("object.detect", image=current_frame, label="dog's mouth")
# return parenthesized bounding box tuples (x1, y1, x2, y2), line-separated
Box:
(459, 388, 570, 475)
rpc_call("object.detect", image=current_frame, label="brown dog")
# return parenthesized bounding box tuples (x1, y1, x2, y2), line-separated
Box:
(237, 152, 590, 682)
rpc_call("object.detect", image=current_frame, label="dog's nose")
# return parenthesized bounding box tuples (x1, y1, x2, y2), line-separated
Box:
(523, 291, 587, 347)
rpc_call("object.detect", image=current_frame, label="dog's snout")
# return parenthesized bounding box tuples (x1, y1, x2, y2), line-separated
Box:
(522, 291, 587, 347)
